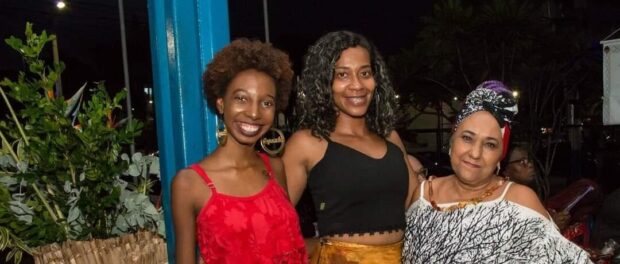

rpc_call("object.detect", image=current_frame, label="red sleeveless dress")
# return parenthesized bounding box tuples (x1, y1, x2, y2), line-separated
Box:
(190, 153, 307, 263)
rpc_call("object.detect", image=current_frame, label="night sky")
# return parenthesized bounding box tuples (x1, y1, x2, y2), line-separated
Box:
(3, 0, 620, 95)
(0, 0, 433, 152)
(228, 0, 433, 72)
(0, 0, 432, 91)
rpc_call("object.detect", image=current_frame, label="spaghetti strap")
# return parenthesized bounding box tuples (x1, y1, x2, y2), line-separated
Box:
(258, 152, 274, 178)
(499, 181, 514, 200)
(419, 180, 426, 199)
(190, 164, 217, 193)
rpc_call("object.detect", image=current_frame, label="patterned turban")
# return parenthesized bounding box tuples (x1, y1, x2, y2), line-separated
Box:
(454, 80, 518, 159)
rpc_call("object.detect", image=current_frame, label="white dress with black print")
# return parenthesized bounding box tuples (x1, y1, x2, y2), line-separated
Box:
(402, 181, 592, 264)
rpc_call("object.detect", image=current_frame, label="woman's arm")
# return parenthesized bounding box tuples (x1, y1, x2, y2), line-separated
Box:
(406, 154, 425, 183)
(171, 169, 204, 264)
(387, 131, 420, 208)
(269, 157, 289, 194)
(281, 130, 316, 205)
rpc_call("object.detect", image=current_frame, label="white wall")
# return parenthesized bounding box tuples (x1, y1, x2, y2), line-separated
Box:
(602, 38, 620, 125)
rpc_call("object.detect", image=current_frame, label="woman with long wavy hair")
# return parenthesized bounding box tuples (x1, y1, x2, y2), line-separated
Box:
(283, 31, 418, 263)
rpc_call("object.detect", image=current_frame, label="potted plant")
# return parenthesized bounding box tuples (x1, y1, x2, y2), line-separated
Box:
(0, 23, 165, 264)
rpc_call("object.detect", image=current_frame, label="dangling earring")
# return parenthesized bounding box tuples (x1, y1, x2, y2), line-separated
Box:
(496, 162, 501, 175)
(260, 128, 285, 156)
(216, 116, 227, 146)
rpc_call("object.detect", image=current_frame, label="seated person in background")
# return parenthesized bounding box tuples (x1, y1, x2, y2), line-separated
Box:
(545, 178, 603, 231)
(502, 143, 603, 237)
(501, 144, 536, 186)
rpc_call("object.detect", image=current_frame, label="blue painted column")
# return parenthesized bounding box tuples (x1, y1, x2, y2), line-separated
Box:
(146, 0, 229, 262)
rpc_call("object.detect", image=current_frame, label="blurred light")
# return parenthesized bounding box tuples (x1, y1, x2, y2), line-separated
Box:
(540, 127, 553, 134)
(395, 94, 400, 99)
(512, 90, 519, 98)
(149, 100, 153, 104)
(56, 1, 66, 9)
(453, 96, 458, 101)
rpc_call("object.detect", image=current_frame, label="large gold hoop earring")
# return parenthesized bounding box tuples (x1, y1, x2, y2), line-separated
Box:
(260, 128, 285, 156)
(216, 117, 227, 146)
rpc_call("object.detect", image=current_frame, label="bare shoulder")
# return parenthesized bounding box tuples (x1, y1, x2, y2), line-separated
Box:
(171, 167, 211, 213)
(172, 166, 212, 198)
(286, 129, 325, 148)
(411, 180, 424, 203)
(504, 182, 549, 219)
(283, 129, 327, 166)
(428, 175, 452, 190)
(386, 130, 405, 149)
(172, 168, 201, 190)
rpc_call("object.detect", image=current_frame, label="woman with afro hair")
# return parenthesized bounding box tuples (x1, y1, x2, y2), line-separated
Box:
(171, 39, 307, 263)
(282, 31, 418, 263)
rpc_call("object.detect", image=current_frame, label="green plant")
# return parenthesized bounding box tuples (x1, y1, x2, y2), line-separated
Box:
(114, 153, 164, 237)
(0, 23, 162, 264)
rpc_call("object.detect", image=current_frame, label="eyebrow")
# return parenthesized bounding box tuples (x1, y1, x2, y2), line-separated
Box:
(461, 129, 500, 142)
(334, 65, 372, 70)
(231, 88, 275, 99)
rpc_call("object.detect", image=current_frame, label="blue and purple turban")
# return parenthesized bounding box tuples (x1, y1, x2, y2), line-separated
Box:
(454, 80, 518, 159)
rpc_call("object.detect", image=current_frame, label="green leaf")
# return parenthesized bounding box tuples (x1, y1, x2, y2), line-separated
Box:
(8, 201, 33, 224)
(149, 157, 160, 176)
(67, 206, 81, 223)
(4, 37, 24, 53)
(131, 152, 143, 163)
(127, 164, 140, 177)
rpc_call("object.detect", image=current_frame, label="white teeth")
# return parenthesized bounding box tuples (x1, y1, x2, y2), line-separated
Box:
(240, 123, 259, 132)
(349, 97, 365, 105)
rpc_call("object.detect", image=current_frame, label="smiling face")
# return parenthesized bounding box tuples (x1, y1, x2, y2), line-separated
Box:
(331, 46, 376, 119)
(216, 69, 276, 147)
(450, 111, 504, 184)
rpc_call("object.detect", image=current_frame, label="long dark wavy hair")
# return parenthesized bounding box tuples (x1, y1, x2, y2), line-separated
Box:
(293, 31, 398, 139)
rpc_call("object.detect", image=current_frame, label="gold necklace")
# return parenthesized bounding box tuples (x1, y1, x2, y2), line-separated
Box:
(428, 176, 507, 212)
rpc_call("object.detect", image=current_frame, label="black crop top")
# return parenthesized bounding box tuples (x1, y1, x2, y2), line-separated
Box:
(307, 138, 409, 237)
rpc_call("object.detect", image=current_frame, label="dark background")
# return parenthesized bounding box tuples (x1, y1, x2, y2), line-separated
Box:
(1, 0, 620, 185)
(0, 0, 435, 154)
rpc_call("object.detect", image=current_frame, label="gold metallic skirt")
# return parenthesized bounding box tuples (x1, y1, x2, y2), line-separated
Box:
(309, 239, 403, 264)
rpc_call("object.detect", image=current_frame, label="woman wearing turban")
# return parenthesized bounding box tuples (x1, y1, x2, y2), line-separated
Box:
(402, 81, 592, 263)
